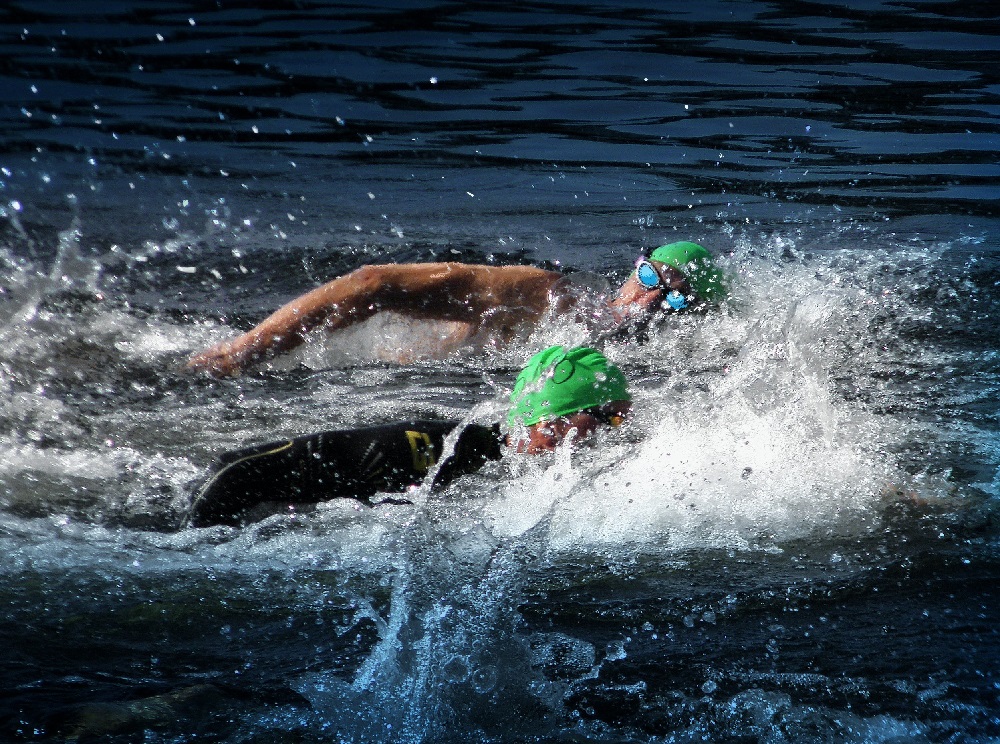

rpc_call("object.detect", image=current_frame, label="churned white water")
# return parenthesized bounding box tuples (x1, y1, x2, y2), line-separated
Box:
(0, 232, 947, 568)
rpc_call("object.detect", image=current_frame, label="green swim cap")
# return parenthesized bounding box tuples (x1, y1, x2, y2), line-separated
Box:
(508, 345, 631, 427)
(649, 241, 727, 302)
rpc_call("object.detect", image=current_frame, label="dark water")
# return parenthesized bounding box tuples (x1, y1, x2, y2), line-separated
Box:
(2, 1, 999, 742)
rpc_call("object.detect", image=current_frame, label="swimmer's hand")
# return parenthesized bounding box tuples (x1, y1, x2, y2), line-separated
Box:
(185, 336, 259, 377)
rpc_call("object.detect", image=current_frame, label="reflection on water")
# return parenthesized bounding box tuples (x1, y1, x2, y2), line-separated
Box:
(1, 0, 999, 741)
(4, 0, 999, 233)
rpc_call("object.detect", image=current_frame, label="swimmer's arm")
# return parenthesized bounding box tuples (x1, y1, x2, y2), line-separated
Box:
(187, 265, 386, 376)
(185, 263, 558, 376)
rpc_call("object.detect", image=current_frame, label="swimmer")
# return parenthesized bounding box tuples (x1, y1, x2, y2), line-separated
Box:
(186, 241, 726, 376)
(186, 345, 632, 527)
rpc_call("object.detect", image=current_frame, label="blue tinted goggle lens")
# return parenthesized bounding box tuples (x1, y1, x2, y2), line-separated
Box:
(635, 260, 663, 290)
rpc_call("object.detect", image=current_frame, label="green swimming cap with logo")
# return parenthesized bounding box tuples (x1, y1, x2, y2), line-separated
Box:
(508, 345, 631, 427)
(649, 241, 727, 302)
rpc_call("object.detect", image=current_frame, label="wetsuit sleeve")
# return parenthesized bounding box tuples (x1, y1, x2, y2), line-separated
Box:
(186, 420, 500, 527)
(431, 423, 504, 490)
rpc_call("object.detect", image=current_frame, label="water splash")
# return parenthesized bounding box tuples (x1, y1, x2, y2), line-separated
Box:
(0, 222, 995, 741)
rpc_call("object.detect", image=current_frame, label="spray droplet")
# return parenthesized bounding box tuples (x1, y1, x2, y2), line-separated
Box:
(471, 665, 497, 693)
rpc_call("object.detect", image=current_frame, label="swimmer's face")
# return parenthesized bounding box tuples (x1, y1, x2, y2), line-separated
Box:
(616, 259, 692, 314)
(515, 400, 632, 454)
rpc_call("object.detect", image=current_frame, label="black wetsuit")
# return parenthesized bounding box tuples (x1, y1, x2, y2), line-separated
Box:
(188, 420, 504, 527)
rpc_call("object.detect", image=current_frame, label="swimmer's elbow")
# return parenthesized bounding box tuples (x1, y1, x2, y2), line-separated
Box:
(344, 264, 390, 291)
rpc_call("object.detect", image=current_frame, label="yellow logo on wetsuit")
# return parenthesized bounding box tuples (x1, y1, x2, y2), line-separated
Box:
(404, 430, 437, 473)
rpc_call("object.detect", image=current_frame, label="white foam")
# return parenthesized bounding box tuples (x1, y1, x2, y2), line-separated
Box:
(459, 255, 904, 557)
(468, 381, 891, 559)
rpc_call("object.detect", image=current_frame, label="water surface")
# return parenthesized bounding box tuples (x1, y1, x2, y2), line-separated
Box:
(1, 1, 998, 742)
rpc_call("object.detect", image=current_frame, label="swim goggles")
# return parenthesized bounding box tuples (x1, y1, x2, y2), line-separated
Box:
(635, 258, 688, 310)
(582, 403, 629, 428)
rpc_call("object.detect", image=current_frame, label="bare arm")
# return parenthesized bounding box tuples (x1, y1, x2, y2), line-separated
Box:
(186, 262, 560, 376)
